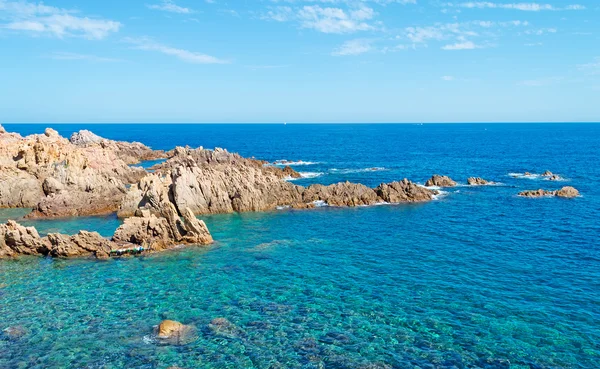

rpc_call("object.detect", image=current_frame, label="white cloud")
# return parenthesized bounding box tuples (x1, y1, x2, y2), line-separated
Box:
(263, 5, 378, 34)
(441, 75, 455, 81)
(147, 0, 193, 14)
(445, 2, 586, 11)
(442, 40, 481, 50)
(0, 0, 121, 39)
(124, 37, 229, 64)
(332, 39, 373, 56)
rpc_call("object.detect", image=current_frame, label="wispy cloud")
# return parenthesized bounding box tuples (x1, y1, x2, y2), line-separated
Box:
(46, 51, 124, 62)
(147, 0, 193, 14)
(262, 5, 379, 34)
(442, 40, 481, 50)
(444, 2, 586, 12)
(0, 0, 121, 39)
(124, 37, 229, 64)
(578, 57, 600, 74)
(442, 75, 455, 81)
(332, 38, 373, 56)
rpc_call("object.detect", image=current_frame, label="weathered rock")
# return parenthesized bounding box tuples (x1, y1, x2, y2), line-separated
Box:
(548, 175, 561, 181)
(541, 171, 553, 177)
(2, 326, 27, 340)
(0, 220, 48, 258)
(46, 231, 113, 259)
(425, 175, 457, 187)
(302, 182, 380, 207)
(467, 177, 492, 186)
(113, 205, 213, 251)
(0, 126, 147, 217)
(282, 165, 302, 179)
(556, 186, 579, 198)
(0, 124, 6, 134)
(375, 179, 436, 203)
(519, 187, 580, 198)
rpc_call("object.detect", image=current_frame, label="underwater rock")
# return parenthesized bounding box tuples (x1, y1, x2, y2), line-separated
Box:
(2, 326, 27, 340)
(156, 320, 197, 345)
(208, 318, 245, 339)
(467, 177, 492, 185)
(425, 175, 457, 187)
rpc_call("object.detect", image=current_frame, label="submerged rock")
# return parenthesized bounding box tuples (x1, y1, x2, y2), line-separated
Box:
(2, 326, 27, 340)
(207, 318, 245, 339)
(425, 175, 457, 187)
(156, 320, 197, 345)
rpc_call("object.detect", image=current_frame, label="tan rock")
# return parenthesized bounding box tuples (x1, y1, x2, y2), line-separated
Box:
(518, 189, 554, 198)
(0, 220, 48, 258)
(467, 177, 491, 186)
(156, 320, 197, 345)
(375, 179, 435, 203)
(556, 186, 580, 198)
(46, 231, 113, 258)
(302, 182, 379, 207)
(425, 175, 457, 187)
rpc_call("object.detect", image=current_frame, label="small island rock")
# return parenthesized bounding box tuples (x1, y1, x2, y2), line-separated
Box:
(425, 175, 457, 187)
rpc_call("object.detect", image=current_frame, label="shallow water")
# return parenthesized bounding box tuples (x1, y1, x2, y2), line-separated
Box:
(1, 124, 599, 368)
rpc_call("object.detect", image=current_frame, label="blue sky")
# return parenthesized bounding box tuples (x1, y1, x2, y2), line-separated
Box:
(0, 0, 598, 123)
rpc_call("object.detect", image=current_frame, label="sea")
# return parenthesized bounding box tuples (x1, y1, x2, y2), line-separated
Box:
(0, 123, 599, 369)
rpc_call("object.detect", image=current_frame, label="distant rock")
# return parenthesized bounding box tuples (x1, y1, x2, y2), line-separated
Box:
(282, 165, 302, 179)
(518, 186, 580, 198)
(425, 175, 457, 187)
(208, 318, 244, 339)
(556, 186, 580, 198)
(467, 177, 492, 186)
(375, 179, 436, 203)
(541, 170, 553, 177)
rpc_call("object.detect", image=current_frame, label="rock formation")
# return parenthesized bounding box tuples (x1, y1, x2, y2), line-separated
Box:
(518, 186, 580, 198)
(375, 179, 437, 203)
(425, 175, 457, 187)
(155, 320, 197, 345)
(467, 177, 492, 186)
(0, 206, 212, 259)
(0, 126, 164, 217)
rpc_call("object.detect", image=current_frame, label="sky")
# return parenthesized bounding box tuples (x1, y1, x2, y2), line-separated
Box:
(0, 0, 599, 123)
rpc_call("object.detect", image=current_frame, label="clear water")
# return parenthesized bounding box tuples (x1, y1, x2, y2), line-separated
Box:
(1, 124, 599, 368)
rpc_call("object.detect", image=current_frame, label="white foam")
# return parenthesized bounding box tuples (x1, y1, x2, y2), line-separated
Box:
(273, 160, 320, 166)
(284, 172, 324, 181)
(509, 172, 568, 182)
(329, 167, 387, 174)
(432, 190, 449, 201)
(142, 335, 157, 345)
(312, 200, 328, 207)
(276, 205, 291, 210)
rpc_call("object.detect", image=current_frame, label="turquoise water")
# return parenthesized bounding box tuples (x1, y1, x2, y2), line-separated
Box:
(1, 124, 599, 368)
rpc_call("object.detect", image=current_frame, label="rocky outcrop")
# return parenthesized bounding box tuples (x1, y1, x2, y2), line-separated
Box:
(302, 182, 379, 207)
(0, 126, 154, 217)
(519, 186, 580, 198)
(375, 179, 436, 203)
(467, 177, 493, 186)
(1, 206, 213, 259)
(113, 204, 213, 252)
(70, 130, 167, 165)
(425, 175, 457, 187)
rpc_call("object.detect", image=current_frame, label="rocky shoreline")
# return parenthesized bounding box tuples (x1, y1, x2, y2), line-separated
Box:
(0, 125, 581, 259)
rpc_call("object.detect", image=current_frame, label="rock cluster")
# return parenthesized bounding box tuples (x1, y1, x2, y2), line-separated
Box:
(0, 206, 212, 259)
(425, 175, 457, 187)
(518, 186, 580, 198)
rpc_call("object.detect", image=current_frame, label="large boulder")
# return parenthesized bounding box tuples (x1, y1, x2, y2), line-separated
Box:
(425, 175, 457, 187)
(467, 177, 492, 186)
(0, 220, 48, 258)
(156, 320, 197, 345)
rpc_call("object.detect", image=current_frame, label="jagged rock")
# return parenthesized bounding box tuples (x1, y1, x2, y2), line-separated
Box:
(117, 173, 173, 218)
(0, 124, 5, 134)
(519, 187, 580, 198)
(0, 126, 148, 217)
(46, 231, 113, 259)
(113, 205, 213, 251)
(302, 182, 379, 206)
(155, 320, 197, 345)
(70, 130, 104, 146)
(0, 220, 48, 258)
(282, 165, 302, 179)
(375, 179, 436, 202)
(541, 171, 553, 177)
(556, 186, 579, 198)
(425, 175, 457, 187)
(467, 177, 492, 186)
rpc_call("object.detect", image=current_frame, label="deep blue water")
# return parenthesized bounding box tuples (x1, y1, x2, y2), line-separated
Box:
(1, 124, 599, 369)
